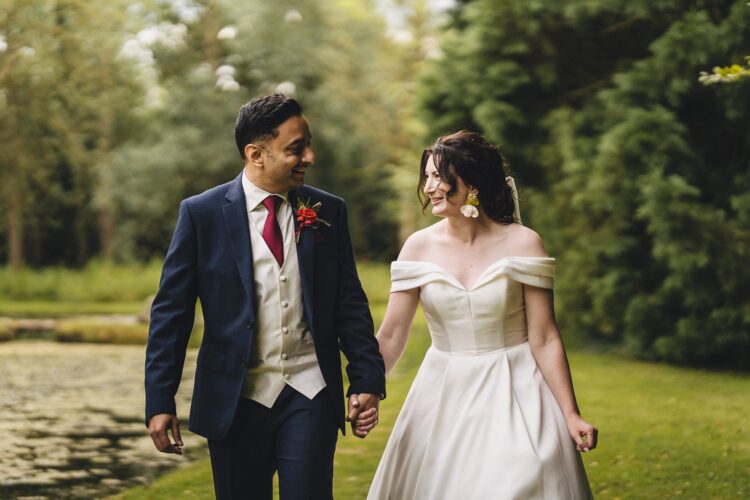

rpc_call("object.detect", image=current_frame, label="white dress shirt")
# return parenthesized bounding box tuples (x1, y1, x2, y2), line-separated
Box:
(240, 173, 326, 407)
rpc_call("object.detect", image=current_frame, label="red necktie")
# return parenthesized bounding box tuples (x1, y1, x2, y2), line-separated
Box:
(261, 196, 284, 266)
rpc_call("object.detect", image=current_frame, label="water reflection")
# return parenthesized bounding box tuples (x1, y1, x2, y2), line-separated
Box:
(0, 341, 206, 498)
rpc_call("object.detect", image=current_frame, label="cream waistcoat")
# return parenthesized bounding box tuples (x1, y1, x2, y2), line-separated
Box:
(240, 174, 326, 407)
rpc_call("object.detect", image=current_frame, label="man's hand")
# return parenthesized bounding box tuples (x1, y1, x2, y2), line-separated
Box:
(148, 413, 184, 454)
(346, 393, 380, 438)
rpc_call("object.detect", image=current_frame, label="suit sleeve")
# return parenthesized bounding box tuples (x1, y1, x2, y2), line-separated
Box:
(335, 201, 387, 399)
(144, 200, 199, 425)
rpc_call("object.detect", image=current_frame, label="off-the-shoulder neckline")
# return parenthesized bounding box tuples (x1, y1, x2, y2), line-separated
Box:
(393, 256, 554, 291)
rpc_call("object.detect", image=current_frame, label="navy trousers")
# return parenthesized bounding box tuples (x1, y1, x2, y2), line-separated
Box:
(208, 385, 338, 500)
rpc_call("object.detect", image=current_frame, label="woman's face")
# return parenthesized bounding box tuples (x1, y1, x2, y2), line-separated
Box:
(423, 155, 471, 218)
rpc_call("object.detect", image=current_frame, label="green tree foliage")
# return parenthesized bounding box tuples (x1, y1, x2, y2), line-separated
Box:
(0, 0, 142, 268)
(1, 0, 413, 264)
(419, 0, 750, 369)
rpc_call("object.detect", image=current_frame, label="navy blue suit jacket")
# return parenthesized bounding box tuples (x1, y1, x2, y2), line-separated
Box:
(145, 173, 386, 440)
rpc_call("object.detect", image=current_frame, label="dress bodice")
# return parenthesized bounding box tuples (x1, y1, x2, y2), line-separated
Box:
(391, 257, 555, 354)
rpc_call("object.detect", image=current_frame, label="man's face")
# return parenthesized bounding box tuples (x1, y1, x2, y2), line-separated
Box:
(248, 115, 315, 193)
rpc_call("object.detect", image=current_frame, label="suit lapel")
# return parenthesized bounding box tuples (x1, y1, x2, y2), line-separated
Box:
(222, 173, 256, 305)
(289, 189, 315, 328)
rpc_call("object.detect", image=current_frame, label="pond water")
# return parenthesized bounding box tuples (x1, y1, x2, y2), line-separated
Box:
(0, 341, 207, 499)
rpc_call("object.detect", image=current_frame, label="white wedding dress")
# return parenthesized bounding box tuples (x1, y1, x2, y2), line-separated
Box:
(367, 257, 593, 500)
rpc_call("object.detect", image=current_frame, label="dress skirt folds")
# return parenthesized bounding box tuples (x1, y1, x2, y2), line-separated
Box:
(366, 258, 593, 500)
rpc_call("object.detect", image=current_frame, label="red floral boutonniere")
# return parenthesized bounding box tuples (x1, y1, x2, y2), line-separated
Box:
(295, 199, 330, 242)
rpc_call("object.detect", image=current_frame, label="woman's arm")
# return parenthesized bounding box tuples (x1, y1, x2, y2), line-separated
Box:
(353, 231, 424, 435)
(353, 289, 419, 435)
(525, 283, 598, 452)
(377, 288, 420, 374)
(514, 226, 598, 452)
(376, 229, 427, 374)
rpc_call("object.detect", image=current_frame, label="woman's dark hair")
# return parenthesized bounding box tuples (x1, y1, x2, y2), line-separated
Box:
(235, 93, 303, 159)
(418, 130, 517, 224)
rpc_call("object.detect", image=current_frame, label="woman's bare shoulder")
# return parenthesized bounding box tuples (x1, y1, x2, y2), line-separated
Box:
(502, 224, 548, 258)
(397, 222, 443, 261)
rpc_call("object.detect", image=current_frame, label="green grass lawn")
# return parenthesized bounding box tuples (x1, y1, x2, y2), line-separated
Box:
(0, 300, 144, 317)
(111, 261, 750, 499)
(0, 261, 160, 317)
(0, 261, 162, 302)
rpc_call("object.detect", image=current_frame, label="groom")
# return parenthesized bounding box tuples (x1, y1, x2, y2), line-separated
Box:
(145, 94, 385, 499)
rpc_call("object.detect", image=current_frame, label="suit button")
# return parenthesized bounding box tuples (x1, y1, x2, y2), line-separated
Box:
(280, 275, 288, 282)
(281, 300, 289, 308)
(240, 357, 247, 367)
(282, 326, 289, 334)
(246, 321, 254, 329)
(283, 373, 291, 381)
(281, 354, 289, 360)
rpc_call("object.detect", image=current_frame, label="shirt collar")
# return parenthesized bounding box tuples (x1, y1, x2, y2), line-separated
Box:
(241, 171, 289, 211)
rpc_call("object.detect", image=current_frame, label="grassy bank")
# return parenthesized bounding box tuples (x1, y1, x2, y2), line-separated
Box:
(0, 300, 144, 318)
(0, 262, 385, 342)
(0, 260, 389, 305)
(0, 259, 202, 343)
(0, 261, 161, 318)
(0, 261, 162, 302)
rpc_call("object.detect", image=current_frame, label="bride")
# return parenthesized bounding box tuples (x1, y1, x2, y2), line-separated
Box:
(359, 131, 597, 499)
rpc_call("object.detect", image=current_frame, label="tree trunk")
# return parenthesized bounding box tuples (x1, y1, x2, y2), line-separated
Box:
(98, 208, 115, 260)
(75, 215, 89, 266)
(7, 187, 24, 270)
(4, 78, 25, 270)
(96, 58, 116, 261)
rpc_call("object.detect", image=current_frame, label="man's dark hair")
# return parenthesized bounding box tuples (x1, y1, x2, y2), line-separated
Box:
(235, 94, 303, 159)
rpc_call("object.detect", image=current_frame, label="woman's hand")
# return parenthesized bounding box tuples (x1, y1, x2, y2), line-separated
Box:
(566, 414, 598, 452)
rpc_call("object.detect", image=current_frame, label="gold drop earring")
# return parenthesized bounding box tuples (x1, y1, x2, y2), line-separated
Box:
(460, 190, 479, 218)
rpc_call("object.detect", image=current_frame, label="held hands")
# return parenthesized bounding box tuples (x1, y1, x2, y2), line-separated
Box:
(346, 393, 380, 439)
(148, 413, 184, 455)
(566, 414, 598, 453)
